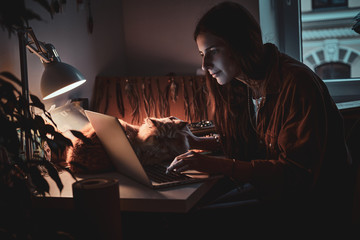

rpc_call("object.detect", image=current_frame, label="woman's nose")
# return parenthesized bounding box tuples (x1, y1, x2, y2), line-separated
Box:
(201, 55, 212, 71)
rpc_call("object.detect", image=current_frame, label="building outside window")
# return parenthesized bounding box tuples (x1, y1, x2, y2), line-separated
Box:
(301, 0, 360, 81)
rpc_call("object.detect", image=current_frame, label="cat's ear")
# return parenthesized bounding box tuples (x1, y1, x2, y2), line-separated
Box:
(177, 121, 189, 129)
(146, 117, 161, 128)
(169, 116, 180, 120)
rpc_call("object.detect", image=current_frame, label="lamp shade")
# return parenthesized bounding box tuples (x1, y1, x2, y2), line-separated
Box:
(41, 61, 86, 100)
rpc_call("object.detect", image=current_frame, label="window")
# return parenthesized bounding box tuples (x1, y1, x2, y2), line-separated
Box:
(301, 0, 360, 102)
(315, 62, 350, 79)
(312, 0, 348, 10)
(301, 0, 360, 80)
(259, 0, 360, 103)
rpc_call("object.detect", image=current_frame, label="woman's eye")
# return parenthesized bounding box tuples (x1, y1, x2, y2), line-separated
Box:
(200, 47, 218, 57)
(208, 48, 218, 55)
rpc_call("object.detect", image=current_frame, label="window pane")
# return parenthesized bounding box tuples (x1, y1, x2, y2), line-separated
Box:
(312, 0, 348, 9)
(315, 62, 351, 79)
(301, 0, 360, 80)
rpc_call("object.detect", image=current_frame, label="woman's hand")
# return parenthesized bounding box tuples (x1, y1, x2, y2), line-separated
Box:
(166, 150, 231, 175)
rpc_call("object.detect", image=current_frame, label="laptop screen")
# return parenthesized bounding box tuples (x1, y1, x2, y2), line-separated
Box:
(84, 110, 152, 187)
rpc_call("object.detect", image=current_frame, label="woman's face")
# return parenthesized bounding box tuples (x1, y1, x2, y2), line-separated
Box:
(196, 32, 239, 85)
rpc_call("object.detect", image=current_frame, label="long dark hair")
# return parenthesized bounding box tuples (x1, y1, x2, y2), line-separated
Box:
(194, 1, 266, 160)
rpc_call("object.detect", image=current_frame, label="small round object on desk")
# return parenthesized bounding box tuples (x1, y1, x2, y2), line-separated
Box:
(72, 178, 122, 240)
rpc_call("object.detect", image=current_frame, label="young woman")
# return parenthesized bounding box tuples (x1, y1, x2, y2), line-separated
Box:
(167, 1, 352, 222)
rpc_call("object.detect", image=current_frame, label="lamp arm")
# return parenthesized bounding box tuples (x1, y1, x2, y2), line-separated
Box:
(23, 27, 52, 63)
(26, 44, 50, 63)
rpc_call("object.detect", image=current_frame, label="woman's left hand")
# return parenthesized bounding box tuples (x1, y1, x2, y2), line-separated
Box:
(166, 150, 226, 174)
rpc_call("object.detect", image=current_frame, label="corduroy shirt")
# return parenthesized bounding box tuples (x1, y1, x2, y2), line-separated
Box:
(244, 44, 351, 203)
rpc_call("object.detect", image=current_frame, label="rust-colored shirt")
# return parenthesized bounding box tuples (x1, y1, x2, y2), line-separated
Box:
(247, 44, 351, 201)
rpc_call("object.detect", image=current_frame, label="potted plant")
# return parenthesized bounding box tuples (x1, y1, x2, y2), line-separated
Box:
(0, 1, 89, 238)
(0, 71, 77, 238)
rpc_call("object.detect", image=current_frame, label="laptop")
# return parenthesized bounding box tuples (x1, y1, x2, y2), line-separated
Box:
(84, 110, 218, 189)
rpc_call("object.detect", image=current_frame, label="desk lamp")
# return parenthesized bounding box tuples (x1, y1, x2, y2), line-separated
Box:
(17, 27, 86, 160)
(20, 27, 86, 100)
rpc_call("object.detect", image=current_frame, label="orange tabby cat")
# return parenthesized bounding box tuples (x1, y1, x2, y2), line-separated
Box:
(66, 116, 190, 174)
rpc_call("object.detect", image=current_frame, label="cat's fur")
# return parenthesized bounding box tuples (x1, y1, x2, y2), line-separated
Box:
(66, 116, 190, 174)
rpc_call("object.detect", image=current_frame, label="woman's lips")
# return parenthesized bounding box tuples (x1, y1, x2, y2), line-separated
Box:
(211, 71, 220, 77)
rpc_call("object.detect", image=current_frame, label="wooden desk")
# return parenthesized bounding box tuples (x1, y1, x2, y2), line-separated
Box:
(33, 170, 218, 213)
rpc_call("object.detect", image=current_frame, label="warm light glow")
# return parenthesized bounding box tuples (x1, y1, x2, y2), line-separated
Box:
(43, 79, 86, 100)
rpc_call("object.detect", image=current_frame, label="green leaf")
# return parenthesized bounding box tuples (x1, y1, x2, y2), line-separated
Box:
(0, 117, 20, 156)
(0, 83, 18, 113)
(33, 0, 54, 18)
(45, 132, 72, 158)
(44, 138, 58, 155)
(30, 94, 45, 111)
(22, 8, 42, 23)
(53, 131, 73, 148)
(29, 165, 49, 195)
(0, 71, 22, 87)
(17, 95, 29, 113)
(0, 82, 21, 105)
(51, 0, 61, 14)
(42, 111, 58, 128)
(61, 166, 78, 182)
(34, 115, 48, 138)
(34, 114, 45, 126)
(43, 160, 63, 192)
(44, 124, 56, 135)
(70, 130, 93, 145)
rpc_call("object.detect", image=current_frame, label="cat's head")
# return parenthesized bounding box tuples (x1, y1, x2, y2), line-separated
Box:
(136, 116, 190, 165)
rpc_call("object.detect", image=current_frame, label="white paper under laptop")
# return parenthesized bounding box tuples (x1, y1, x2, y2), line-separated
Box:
(84, 110, 216, 189)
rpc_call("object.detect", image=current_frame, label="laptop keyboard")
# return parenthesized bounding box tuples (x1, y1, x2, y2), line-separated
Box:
(144, 164, 191, 183)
